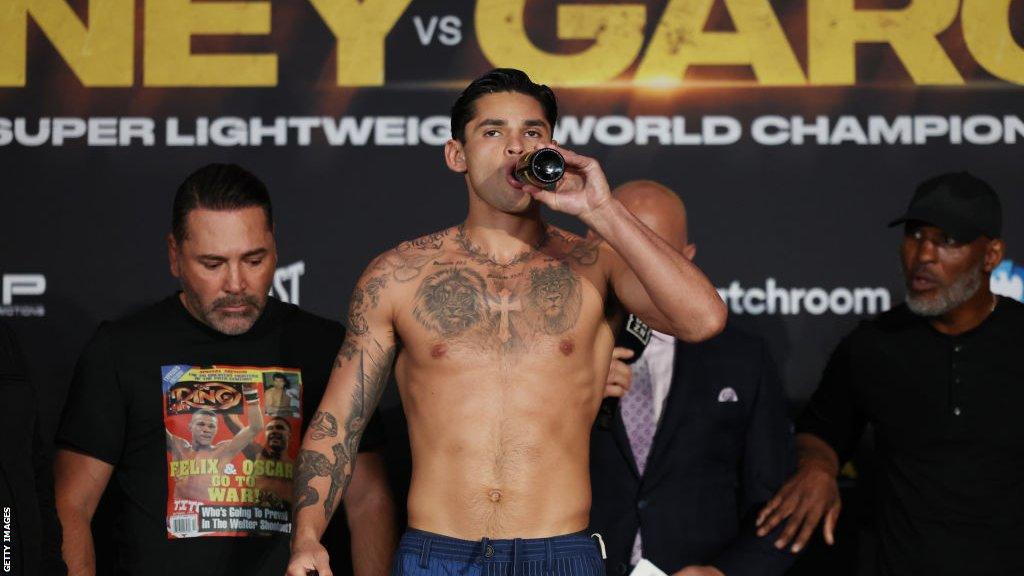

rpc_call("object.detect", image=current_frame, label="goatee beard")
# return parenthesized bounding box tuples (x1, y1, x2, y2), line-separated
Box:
(906, 261, 984, 317)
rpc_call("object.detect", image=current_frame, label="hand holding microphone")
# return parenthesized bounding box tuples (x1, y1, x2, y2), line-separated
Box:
(604, 348, 635, 399)
(597, 314, 651, 429)
(616, 314, 652, 363)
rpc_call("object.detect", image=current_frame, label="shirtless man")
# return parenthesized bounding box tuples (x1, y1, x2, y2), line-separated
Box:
(253, 417, 296, 507)
(266, 372, 299, 415)
(167, 396, 263, 501)
(287, 68, 727, 576)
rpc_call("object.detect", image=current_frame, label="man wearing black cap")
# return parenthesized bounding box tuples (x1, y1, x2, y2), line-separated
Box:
(754, 171, 1023, 575)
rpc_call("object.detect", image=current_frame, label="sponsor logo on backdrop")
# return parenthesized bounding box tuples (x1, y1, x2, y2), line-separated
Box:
(0, 273, 46, 317)
(718, 279, 891, 316)
(991, 259, 1024, 303)
(270, 261, 304, 305)
(721, 262, 1023, 317)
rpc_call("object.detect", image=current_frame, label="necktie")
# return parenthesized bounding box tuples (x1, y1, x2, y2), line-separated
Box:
(621, 356, 656, 474)
(620, 357, 657, 566)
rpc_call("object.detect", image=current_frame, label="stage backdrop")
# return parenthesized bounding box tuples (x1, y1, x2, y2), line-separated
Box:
(2, 0, 1023, 572)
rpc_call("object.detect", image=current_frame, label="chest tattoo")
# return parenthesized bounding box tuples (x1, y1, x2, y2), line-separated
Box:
(411, 260, 583, 353)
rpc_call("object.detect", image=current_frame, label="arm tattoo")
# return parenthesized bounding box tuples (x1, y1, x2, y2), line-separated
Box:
(309, 410, 338, 440)
(547, 227, 599, 266)
(347, 287, 369, 335)
(346, 274, 388, 336)
(568, 241, 599, 266)
(322, 443, 350, 519)
(373, 231, 448, 283)
(294, 449, 330, 511)
(364, 276, 386, 303)
(388, 248, 432, 282)
(335, 338, 358, 367)
(293, 340, 397, 520)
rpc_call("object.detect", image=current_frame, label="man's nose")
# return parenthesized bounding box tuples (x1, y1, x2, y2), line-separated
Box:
(224, 262, 247, 293)
(505, 134, 524, 155)
(915, 238, 939, 263)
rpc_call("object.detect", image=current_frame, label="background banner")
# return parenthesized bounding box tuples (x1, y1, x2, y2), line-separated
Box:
(2, 0, 1023, 572)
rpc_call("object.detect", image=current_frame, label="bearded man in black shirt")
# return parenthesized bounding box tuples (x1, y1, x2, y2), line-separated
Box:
(756, 171, 1022, 576)
(54, 164, 396, 576)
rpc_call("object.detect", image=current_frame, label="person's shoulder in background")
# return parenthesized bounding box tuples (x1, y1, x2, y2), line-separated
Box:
(0, 319, 69, 576)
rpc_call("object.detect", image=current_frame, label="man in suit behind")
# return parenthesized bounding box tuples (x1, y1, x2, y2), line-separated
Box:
(589, 181, 796, 576)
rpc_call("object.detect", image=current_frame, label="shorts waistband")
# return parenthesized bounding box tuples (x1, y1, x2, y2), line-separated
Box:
(399, 528, 600, 563)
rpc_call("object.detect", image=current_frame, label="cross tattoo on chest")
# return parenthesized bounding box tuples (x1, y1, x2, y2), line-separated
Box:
(487, 288, 522, 343)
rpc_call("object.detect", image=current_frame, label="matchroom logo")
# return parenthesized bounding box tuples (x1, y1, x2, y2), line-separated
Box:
(0, 273, 46, 317)
(718, 279, 891, 316)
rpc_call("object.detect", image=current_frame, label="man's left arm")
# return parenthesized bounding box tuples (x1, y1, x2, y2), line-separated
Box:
(526, 144, 726, 342)
(705, 341, 796, 576)
(344, 450, 397, 576)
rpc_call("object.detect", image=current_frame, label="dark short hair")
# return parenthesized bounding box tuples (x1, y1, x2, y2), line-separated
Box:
(191, 408, 218, 421)
(172, 163, 273, 242)
(450, 68, 558, 143)
(267, 416, 291, 428)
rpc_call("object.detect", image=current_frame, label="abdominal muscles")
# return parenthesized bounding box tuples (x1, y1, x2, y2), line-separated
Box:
(399, 353, 600, 539)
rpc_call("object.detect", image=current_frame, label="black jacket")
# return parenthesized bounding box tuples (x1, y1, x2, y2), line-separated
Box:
(0, 321, 66, 576)
(589, 324, 796, 576)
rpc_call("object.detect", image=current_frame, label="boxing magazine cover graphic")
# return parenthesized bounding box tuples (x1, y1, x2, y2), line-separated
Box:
(161, 364, 302, 539)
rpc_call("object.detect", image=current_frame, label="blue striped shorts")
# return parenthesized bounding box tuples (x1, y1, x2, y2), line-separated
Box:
(391, 528, 607, 576)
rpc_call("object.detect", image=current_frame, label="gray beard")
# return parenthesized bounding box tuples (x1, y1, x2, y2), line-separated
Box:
(905, 261, 984, 317)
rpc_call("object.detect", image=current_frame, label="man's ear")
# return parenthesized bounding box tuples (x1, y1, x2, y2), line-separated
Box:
(984, 238, 1005, 273)
(683, 243, 697, 261)
(444, 139, 467, 173)
(168, 233, 182, 278)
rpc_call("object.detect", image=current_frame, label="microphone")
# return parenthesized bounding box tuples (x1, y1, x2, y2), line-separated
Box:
(597, 314, 651, 429)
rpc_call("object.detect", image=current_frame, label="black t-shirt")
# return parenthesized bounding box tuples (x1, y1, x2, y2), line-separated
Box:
(0, 321, 66, 576)
(797, 296, 1024, 576)
(56, 295, 384, 576)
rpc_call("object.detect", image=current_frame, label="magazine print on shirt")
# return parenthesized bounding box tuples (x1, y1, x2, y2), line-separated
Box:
(161, 364, 302, 539)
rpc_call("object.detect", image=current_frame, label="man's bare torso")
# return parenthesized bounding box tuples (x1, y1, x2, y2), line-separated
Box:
(360, 225, 617, 538)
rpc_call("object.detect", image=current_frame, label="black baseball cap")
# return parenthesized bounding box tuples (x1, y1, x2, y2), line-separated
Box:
(888, 171, 1002, 241)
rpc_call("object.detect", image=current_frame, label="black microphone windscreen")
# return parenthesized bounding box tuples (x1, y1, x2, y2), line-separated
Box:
(614, 314, 651, 365)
